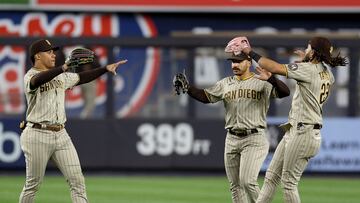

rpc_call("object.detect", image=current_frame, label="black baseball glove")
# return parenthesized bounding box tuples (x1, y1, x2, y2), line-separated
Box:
(173, 72, 189, 95)
(65, 47, 95, 70)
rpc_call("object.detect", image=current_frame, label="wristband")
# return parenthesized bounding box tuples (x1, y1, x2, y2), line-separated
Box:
(249, 51, 262, 63)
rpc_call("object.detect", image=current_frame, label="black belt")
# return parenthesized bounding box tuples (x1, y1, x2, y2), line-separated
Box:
(28, 122, 65, 132)
(228, 129, 258, 137)
(297, 122, 322, 130)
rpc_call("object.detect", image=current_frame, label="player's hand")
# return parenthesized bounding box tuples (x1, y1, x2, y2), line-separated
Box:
(242, 47, 252, 55)
(294, 49, 305, 62)
(62, 64, 69, 72)
(106, 59, 128, 75)
(254, 66, 272, 81)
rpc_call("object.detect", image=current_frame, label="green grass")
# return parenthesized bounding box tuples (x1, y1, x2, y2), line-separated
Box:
(0, 0, 28, 4)
(1, 175, 359, 203)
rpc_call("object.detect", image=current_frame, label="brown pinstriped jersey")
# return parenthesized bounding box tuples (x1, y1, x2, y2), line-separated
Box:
(204, 73, 277, 130)
(24, 68, 80, 125)
(284, 62, 335, 125)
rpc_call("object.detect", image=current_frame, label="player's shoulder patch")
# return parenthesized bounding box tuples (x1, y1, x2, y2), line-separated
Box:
(287, 63, 298, 71)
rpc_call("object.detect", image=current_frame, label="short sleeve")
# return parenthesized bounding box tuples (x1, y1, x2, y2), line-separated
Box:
(285, 62, 314, 83)
(63, 72, 80, 89)
(204, 80, 224, 103)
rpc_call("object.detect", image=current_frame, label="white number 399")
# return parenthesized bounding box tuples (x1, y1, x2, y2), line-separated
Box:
(136, 123, 209, 156)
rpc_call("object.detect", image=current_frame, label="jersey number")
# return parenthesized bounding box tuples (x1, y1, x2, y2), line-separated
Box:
(319, 82, 330, 104)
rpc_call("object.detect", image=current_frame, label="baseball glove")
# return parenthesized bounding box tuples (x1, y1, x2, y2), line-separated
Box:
(65, 47, 95, 70)
(173, 71, 189, 95)
(225, 36, 251, 55)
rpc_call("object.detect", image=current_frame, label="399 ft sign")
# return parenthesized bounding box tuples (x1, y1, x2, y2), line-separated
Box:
(136, 123, 211, 156)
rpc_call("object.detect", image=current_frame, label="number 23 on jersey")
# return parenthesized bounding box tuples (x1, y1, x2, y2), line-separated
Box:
(319, 82, 330, 104)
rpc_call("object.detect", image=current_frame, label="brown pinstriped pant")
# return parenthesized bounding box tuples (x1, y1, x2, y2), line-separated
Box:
(224, 130, 269, 203)
(256, 125, 321, 203)
(19, 127, 88, 203)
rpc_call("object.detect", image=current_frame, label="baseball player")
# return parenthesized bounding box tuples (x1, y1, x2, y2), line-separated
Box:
(173, 52, 290, 203)
(19, 39, 127, 203)
(227, 36, 347, 203)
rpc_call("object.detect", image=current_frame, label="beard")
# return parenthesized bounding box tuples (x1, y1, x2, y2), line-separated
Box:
(232, 67, 246, 76)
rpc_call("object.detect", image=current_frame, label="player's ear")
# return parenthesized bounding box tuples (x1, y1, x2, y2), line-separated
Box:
(35, 54, 40, 60)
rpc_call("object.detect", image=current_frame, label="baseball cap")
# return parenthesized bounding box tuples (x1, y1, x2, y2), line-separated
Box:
(29, 39, 59, 63)
(227, 52, 251, 62)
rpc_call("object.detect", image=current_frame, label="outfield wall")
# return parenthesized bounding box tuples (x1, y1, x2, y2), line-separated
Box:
(0, 11, 359, 173)
(0, 12, 359, 119)
(1, 118, 359, 172)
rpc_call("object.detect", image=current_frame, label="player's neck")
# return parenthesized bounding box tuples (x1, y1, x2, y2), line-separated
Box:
(236, 72, 254, 80)
(311, 59, 320, 64)
(33, 63, 49, 71)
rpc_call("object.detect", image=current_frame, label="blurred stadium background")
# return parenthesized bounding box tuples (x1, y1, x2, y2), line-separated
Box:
(0, 0, 360, 202)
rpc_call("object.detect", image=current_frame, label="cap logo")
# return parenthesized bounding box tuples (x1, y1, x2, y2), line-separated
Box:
(45, 40, 51, 45)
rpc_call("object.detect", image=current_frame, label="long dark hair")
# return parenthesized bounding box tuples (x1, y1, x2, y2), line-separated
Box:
(310, 37, 348, 67)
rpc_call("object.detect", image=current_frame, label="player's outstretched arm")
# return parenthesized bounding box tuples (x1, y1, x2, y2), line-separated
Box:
(106, 60, 128, 75)
(30, 65, 69, 89)
(77, 59, 127, 85)
(258, 57, 287, 76)
(242, 47, 286, 76)
(225, 36, 286, 76)
(172, 71, 210, 103)
(187, 86, 210, 104)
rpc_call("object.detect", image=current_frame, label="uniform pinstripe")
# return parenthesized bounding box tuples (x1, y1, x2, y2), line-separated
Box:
(256, 62, 334, 203)
(19, 68, 88, 203)
(205, 73, 280, 203)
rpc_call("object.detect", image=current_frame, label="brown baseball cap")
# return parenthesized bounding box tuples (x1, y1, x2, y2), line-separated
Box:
(29, 39, 59, 63)
(227, 52, 251, 62)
